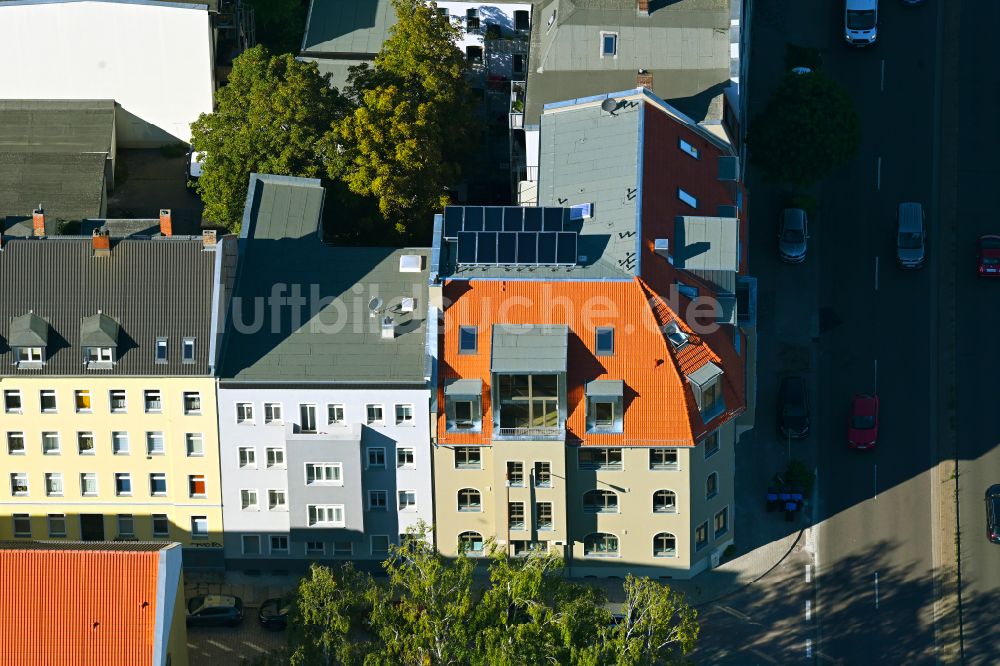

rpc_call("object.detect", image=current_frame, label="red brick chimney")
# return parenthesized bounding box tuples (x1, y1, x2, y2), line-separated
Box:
(202, 229, 217, 248)
(638, 0, 649, 15)
(32, 206, 46, 237)
(637, 69, 653, 90)
(92, 228, 111, 257)
(159, 209, 173, 237)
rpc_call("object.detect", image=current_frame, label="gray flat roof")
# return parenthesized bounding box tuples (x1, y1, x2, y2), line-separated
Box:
(585, 379, 623, 397)
(0, 152, 106, 221)
(672, 216, 740, 271)
(491, 324, 568, 373)
(302, 0, 396, 54)
(0, 99, 115, 155)
(445, 378, 483, 395)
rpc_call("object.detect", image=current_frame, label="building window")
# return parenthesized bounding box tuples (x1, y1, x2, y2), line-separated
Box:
(241, 489, 259, 511)
(678, 188, 698, 208)
(18, 346, 43, 365)
(40, 390, 57, 413)
(7, 432, 25, 455)
(699, 379, 724, 420)
(4, 390, 22, 413)
(268, 489, 287, 511)
(584, 533, 619, 557)
(270, 535, 289, 554)
(77, 431, 95, 455)
(706, 472, 718, 499)
(305, 462, 343, 485)
(307, 504, 345, 527)
(186, 433, 204, 457)
(600, 31, 618, 56)
(508, 502, 526, 530)
(117, 514, 135, 538)
(395, 404, 414, 425)
(149, 473, 167, 497)
(457, 488, 481, 512)
(704, 431, 720, 459)
(115, 473, 132, 496)
(266, 447, 285, 468)
(143, 390, 162, 413)
(452, 400, 476, 429)
(696, 522, 709, 550)
(146, 432, 165, 455)
(236, 402, 254, 424)
(583, 489, 619, 513)
(371, 535, 390, 556)
(264, 402, 283, 424)
(238, 446, 256, 468)
(398, 490, 416, 511)
(74, 390, 92, 412)
(649, 448, 679, 470)
(183, 392, 201, 414)
(455, 446, 481, 469)
(578, 448, 622, 470)
(112, 431, 129, 455)
(396, 447, 415, 469)
(595, 327, 614, 355)
(366, 404, 384, 425)
(653, 490, 677, 513)
(299, 403, 317, 432)
(109, 390, 126, 413)
(191, 516, 209, 539)
(13, 514, 31, 538)
(334, 541, 353, 557)
(327, 404, 344, 425)
(506, 461, 524, 487)
(715, 506, 729, 538)
(536, 502, 553, 530)
(242, 535, 261, 555)
(592, 401, 616, 430)
(155, 337, 168, 364)
(458, 531, 484, 555)
(41, 432, 60, 455)
(654, 532, 678, 558)
(459, 326, 478, 354)
(48, 514, 67, 538)
(512, 541, 546, 557)
(306, 541, 325, 555)
(85, 346, 113, 367)
(79, 473, 98, 497)
(679, 139, 699, 159)
(368, 489, 388, 511)
(152, 514, 169, 538)
(367, 447, 386, 469)
(182, 337, 196, 364)
(10, 473, 28, 496)
(44, 472, 63, 497)
(189, 475, 206, 498)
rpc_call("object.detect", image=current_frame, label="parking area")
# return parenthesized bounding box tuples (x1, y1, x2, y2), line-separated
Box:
(107, 148, 204, 234)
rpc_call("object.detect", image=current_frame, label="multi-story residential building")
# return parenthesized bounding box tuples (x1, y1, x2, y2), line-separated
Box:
(430, 86, 755, 577)
(0, 213, 230, 569)
(217, 174, 433, 571)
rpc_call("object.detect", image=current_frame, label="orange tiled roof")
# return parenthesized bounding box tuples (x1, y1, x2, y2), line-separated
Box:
(0, 546, 160, 666)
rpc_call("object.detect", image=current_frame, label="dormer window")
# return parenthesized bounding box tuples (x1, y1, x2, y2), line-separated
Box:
(80, 312, 119, 369)
(686, 362, 726, 422)
(182, 337, 196, 363)
(585, 380, 624, 433)
(85, 347, 113, 364)
(17, 347, 43, 364)
(445, 379, 483, 433)
(9, 312, 49, 368)
(155, 338, 168, 364)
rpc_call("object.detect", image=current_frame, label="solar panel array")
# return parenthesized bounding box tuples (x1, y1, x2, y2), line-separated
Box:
(456, 230, 578, 266)
(444, 206, 572, 240)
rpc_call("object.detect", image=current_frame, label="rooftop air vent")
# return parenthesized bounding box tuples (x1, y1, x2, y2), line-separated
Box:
(664, 321, 690, 350)
(399, 254, 423, 272)
(400, 297, 415, 313)
(381, 316, 395, 339)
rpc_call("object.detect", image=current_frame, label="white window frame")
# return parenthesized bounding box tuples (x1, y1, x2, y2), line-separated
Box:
(599, 31, 618, 57)
(112, 431, 130, 455)
(183, 391, 202, 415)
(241, 488, 260, 511)
(191, 516, 209, 539)
(115, 473, 132, 497)
(536, 502, 554, 531)
(264, 402, 283, 424)
(238, 446, 257, 469)
(395, 403, 415, 425)
(457, 488, 482, 512)
(305, 462, 343, 486)
(307, 504, 345, 527)
(396, 447, 415, 469)
(266, 447, 286, 469)
(236, 402, 254, 424)
(269, 535, 289, 554)
(189, 475, 207, 498)
(149, 473, 168, 497)
(119, 514, 136, 538)
(47, 514, 67, 538)
(74, 389, 92, 413)
(268, 488, 287, 511)
(109, 390, 127, 413)
(454, 446, 481, 470)
(649, 448, 679, 471)
(366, 447, 386, 469)
(44, 472, 63, 497)
(155, 337, 168, 364)
(366, 404, 385, 425)
(653, 489, 678, 514)
(7, 432, 26, 455)
(181, 337, 196, 364)
(186, 433, 204, 457)
(80, 473, 98, 497)
(299, 403, 317, 432)
(534, 461, 552, 487)
(241, 534, 262, 555)
(4, 390, 23, 413)
(305, 540, 325, 555)
(10, 473, 29, 496)
(146, 431, 165, 456)
(368, 489, 388, 511)
(506, 460, 525, 487)
(327, 403, 345, 425)
(41, 432, 60, 455)
(653, 532, 678, 558)
(77, 431, 95, 455)
(397, 490, 417, 512)
(143, 390, 162, 413)
(39, 390, 57, 413)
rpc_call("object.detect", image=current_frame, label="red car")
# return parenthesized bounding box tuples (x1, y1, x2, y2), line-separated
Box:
(978, 235, 1000, 276)
(848, 394, 879, 450)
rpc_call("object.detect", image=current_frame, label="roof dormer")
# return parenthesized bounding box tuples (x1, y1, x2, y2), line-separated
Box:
(9, 311, 49, 368)
(81, 311, 119, 369)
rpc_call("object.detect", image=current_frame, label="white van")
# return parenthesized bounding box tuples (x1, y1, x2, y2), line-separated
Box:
(845, 0, 878, 46)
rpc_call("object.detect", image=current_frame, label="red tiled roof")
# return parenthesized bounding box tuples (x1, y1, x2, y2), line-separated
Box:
(0, 547, 160, 666)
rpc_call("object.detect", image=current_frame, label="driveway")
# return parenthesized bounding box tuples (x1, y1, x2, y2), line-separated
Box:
(187, 617, 287, 666)
(107, 148, 204, 234)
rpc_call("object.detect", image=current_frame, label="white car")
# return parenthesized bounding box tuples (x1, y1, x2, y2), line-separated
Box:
(187, 149, 205, 188)
(845, 0, 878, 46)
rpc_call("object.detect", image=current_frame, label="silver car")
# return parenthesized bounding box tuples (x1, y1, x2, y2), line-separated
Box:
(778, 208, 809, 263)
(896, 202, 925, 268)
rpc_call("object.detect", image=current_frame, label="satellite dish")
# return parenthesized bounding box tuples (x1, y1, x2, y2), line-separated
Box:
(368, 297, 383, 317)
(601, 98, 617, 114)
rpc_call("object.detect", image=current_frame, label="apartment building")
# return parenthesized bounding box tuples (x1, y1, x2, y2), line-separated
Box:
(430, 86, 755, 577)
(217, 174, 433, 571)
(0, 214, 230, 569)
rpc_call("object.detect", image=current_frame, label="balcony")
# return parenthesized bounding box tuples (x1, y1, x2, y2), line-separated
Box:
(509, 81, 525, 129)
(496, 426, 564, 439)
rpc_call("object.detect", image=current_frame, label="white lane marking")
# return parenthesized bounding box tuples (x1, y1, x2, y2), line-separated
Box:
(874, 464, 878, 500)
(805, 564, 812, 583)
(876, 157, 882, 190)
(805, 599, 812, 621)
(875, 255, 880, 290)
(806, 639, 813, 658)
(875, 572, 880, 609)
(205, 640, 234, 652)
(874, 359, 878, 394)
(881, 59, 885, 91)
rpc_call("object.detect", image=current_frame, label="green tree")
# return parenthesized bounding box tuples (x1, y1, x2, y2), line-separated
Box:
(244, 0, 308, 55)
(748, 71, 862, 188)
(190, 45, 347, 230)
(288, 563, 368, 666)
(326, 0, 473, 239)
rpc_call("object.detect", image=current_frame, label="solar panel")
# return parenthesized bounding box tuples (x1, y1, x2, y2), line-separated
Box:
(556, 231, 578, 265)
(516, 232, 537, 263)
(477, 231, 497, 263)
(503, 206, 524, 231)
(464, 206, 484, 232)
(444, 207, 463, 239)
(497, 232, 517, 263)
(537, 232, 557, 264)
(543, 207, 563, 231)
(457, 232, 477, 264)
(523, 206, 542, 231)
(484, 207, 504, 231)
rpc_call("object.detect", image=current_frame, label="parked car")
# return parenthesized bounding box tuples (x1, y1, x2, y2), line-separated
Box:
(186, 594, 244, 627)
(848, 394, 879, 450)
(896, 202, 926, 268)
(845, 0, 878, 46)
(258, 596, 292, 630)
(778, 376, 810, 438)
(987, 485, 1000, 544)
(778, 208, 809, 263)
(976, 235, 1000, 276)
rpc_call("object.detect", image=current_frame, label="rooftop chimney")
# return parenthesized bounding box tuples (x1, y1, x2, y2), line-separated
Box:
(637, 69, 653, 90)
(92, 228, 111, 258)
(202, 229, 217, 248)
(159, 209, 173, 237)
(637, 0, 649, 15)
(32, 206, 45, 237)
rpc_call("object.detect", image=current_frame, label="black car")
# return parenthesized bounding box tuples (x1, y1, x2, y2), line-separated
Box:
(778, 376, 810, 438)
(186, 595, 244, 627)
(987, 485, 1000, 544)
(258, 597, 292, 630)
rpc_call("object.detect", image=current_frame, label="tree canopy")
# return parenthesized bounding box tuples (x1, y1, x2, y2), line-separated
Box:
(748, 71, 862, 188)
